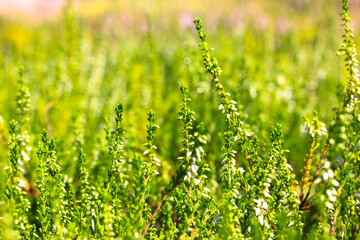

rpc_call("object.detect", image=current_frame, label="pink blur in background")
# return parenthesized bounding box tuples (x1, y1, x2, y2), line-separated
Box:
(0, 0, 66, 20)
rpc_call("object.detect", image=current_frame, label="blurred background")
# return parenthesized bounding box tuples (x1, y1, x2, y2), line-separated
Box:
(1, 0, 359, 31)
(0, 0, 359, 180)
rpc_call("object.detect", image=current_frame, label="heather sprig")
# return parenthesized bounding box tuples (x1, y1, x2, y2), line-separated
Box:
(138, 111, 160, 235)
(267, 125, 302, 234)
(108, 103, 126, 178)
(50, 143, 76, 238)
(312, 160, 339, 237)
(14, 67, 32, 199)
(5, 120, 34, 239)
(2, 68, 34, 239)
(299, 113, 328, 211)
(178, 84, 195, 170)
(57, 181, 75, 234)
(123, 153, 146, 238)
(105, 103, 126, 237)
(173, 85, 216, 239)
(193, 18, 245, 191)
(158, 202, 178, 238)
(36, 130, 58, 238)
(337, 0, 360, 111)
(194, 18, 247, 238)
(139, 111, 161, 238)
(16, 67, 31, 126)
(142, 110, 160, 179)
(76, 149, 93, 236)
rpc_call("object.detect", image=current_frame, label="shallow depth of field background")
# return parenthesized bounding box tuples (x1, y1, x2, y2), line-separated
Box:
(0, 0, 360, 181)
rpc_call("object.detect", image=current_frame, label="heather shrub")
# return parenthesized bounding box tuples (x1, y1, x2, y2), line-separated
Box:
(0, 0, 359, 239)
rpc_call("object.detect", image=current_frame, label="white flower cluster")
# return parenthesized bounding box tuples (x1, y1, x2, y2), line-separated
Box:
(18, 132, 32, 174)
(304, 121, 327, 138)
(254, 198, 269, 228)
(143, 146, 161, 175)
(263, 176, 272, 199)
(16, 132, 30, 146)
(322, 161, 339, 186)
(183, 146, 211, 198)
(322, 161, 340, 210)
(221, 149, 237, 182)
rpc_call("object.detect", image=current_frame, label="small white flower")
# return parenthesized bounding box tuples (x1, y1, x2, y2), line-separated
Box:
(258, 214, 264, 225)
(324, 161, 331, 169)
(154, 157, 161, 163)
(323, 172, 329, 181)
(326, 189, 333, 197)
(264, 191, 272, 198)
(325, 202, 334, 210)
(286, 163, 293, 170)
(191, 163, 198, 175)
(255, 207, 261, 216)
(194, 179, 200, 185)
(18, 178, 27, 188)
(329, 195, 337, 202)
(199, 146, 204, 153)
(265, 221, 270, 229)
(332, 179, 340, 187)
(196, 149, 201, 160)
(254, 199, 262, 207)
(315, 177, 322, 185)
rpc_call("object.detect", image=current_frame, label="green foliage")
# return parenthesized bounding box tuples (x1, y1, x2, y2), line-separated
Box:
(0, 0, 359, 239)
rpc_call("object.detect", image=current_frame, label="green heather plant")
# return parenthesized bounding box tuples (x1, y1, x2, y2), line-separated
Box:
(0, 0, 359, 239)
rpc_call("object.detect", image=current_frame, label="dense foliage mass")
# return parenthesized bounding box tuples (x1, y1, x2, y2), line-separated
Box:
(0, 0, 359, 239)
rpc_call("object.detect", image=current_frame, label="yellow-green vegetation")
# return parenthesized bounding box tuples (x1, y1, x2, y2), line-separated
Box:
(0, 0, 359, 238)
